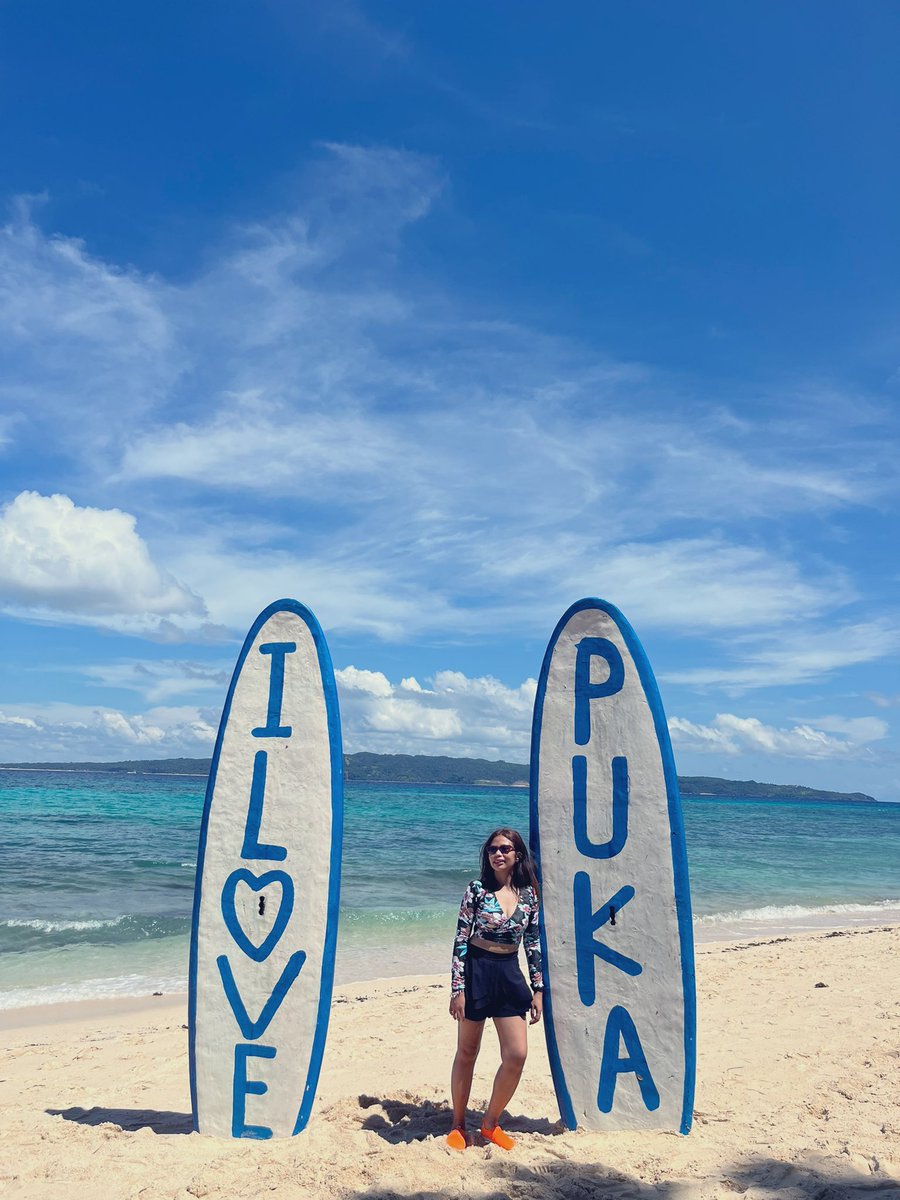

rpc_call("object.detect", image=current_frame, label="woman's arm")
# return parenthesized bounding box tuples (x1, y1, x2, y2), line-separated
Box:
(523, 892, 544, 993)
(450, 880, 478, 994)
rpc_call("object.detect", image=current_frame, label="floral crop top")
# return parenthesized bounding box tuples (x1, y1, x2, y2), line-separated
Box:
(451, 879, 543, 994)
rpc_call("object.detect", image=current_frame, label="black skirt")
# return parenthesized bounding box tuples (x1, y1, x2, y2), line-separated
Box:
(464, 942, 533, 1020)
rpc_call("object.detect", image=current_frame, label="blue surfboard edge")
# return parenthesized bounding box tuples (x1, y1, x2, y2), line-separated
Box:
(529, 597, 697, 1135)
(187, 598, 344, 1137)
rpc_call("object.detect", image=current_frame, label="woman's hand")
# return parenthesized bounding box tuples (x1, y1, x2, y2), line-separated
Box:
(529, 991, 543, 1025)
(449, 992, 466, 1022)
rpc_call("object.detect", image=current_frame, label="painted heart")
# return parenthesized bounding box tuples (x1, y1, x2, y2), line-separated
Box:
(221, 868, 294, 962)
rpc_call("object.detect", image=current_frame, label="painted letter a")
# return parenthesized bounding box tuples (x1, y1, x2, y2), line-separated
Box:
(597, 1005, 660, 1114)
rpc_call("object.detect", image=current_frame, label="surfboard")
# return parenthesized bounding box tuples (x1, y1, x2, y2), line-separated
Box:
(189, 599, 343, 1138)
(530, 598, 695, 1133)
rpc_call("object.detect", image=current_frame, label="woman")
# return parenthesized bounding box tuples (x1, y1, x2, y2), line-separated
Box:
(447, 827, 543, 1151)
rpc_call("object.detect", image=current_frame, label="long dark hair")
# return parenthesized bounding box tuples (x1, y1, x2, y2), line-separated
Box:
(479, 827, 540, 898)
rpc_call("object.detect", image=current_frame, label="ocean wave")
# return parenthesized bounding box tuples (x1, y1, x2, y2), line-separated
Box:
(0, 913, 190, 951)
(696, 898, 900, 925)
(2, 915, 129, 933)
(340, 908, 449, 926)
(132, 859, 190, 869)
(0, 973, 186, 1011)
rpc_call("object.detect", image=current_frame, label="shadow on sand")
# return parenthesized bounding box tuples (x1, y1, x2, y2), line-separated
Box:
(348, 1150, 896, 1199)
(44, 1102, 898, 1200)
(46, 1106, 192, 1134)
(357, 1093, 563, 1145)
(723, 1155, 896, 1199)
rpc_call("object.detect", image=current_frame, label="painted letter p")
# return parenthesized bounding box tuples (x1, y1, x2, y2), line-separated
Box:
(574, 637, 625, 745)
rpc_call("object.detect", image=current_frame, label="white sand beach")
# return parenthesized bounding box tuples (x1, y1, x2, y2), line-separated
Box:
(1, 925, 897, 1200)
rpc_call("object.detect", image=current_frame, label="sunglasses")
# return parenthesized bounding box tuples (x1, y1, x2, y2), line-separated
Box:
(488, 844, 515, 856)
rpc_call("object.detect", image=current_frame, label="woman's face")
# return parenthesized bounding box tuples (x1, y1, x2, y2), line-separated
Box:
(487, 835, 518, 871)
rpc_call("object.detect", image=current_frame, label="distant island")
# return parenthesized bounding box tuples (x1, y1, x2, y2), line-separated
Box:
(0, 753, 876, 803)
(676, 775, 874, 803)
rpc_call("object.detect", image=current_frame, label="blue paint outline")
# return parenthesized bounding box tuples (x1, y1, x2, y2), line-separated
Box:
(240, 751, 288, 861)
(218, 950, 307, 1039)
(220, 868, 294, 963)
(291, 606, 343, 1135)
(529, 597, 696, 1134)
(574, 637, 625, 744)
(597, 1005, 661, 1114)
(251, 641, 297, 739)
(573, 876, 640, 1002)
(572, 754, 629, 859)
(232, 1044, 277, 1139)
(188, 598, 344, 1137)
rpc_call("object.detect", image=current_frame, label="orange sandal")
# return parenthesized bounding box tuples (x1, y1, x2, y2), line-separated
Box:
(446, 1128, 467, 1150)
(480, 1124, 515, 1151)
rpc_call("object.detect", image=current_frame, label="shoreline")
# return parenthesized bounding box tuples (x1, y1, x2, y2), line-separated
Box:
(4, 904, 898, 1017)
(3, 920, 896, 1034)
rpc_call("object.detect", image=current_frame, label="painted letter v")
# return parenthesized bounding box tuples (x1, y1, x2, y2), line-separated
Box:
(217, 950, 306, 1040)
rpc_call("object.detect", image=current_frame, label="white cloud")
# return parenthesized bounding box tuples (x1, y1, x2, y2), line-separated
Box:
(1, 483, 869, 660)
(669, 711, 886, 761)
(0, 145, 897, 694)
(119, 397, 402, 494)
(0, 491, 205, 633)
(335, 666, 393, 697)
(580, 538, 846, 631)
(0, 711, 39, 729)
(0, 196, 176, 446)
(667, 716, 739, 754)
(634, 422, 881, 517)
(432, 670, 536, 713)
(309, 142, 442, 232)
(664, 620, 900, 689)
(362, 697, 463, 739)
(165, 538, 464, 642)
(0, 668, 536, 763)
(0, 701, 217, 761)
(715, 714, 850, 758)
(808, 715, 888, 742)
(0, 197, 169, 351)
(82, 659, 231, 703)
(335, 667, 536, 759)
(0, 413, 18, 452)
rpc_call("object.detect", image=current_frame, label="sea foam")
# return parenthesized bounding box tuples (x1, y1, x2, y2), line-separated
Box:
(0, 973, 186, 1011)
(695, 898, 900, 924)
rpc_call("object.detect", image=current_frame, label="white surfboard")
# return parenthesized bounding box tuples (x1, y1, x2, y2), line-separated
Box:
(530, 598, 695, 1133)
(189, 599, 343, 1138)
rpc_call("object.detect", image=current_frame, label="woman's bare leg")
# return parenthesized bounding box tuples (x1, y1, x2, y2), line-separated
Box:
(483, 1015, 528, 1129)
(451, 1017, 485, 1132)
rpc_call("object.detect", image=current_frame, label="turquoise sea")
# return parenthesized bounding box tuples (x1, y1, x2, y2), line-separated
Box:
(1, 769, 898, 1010)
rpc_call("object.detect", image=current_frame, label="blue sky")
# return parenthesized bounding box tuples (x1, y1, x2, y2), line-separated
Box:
(1, 3, 898, 797)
